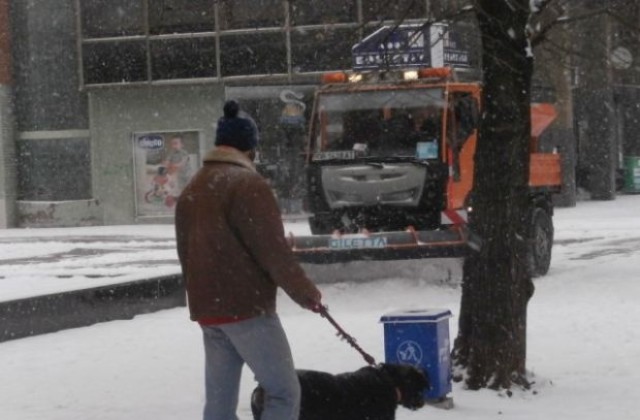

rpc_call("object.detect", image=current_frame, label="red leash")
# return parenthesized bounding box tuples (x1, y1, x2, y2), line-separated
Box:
(316, 305, 377, 366)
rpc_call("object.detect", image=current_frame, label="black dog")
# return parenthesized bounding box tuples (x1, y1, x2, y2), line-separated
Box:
(251, 363, 429, 420)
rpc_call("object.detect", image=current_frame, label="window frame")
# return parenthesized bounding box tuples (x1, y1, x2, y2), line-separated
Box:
(76, 0, 433, 88)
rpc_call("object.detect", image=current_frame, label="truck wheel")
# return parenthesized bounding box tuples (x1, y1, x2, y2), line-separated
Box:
(529, 207, 553, 277)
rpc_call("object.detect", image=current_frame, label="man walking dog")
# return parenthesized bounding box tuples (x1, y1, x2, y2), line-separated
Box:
(175, 100, 322, 420)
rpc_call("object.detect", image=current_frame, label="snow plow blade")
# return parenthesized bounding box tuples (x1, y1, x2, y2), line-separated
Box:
(288, 226, 479, 264)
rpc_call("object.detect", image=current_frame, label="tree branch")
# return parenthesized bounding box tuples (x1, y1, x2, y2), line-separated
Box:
(607, 9, 640, 39)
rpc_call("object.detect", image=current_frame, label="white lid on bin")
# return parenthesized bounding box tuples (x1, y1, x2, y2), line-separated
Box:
(380, 308, 452, 323)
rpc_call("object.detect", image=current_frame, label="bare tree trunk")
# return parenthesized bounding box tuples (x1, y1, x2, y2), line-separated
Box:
(452, 0, 535, 390)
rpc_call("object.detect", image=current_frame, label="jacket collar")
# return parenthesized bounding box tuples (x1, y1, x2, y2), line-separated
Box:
(203, 146, 257, 172)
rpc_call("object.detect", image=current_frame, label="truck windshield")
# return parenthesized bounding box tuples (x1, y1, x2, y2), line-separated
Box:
(313, 88, 445, 158)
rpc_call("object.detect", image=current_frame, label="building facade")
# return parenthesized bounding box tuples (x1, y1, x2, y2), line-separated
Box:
(5, 0, 468, 227)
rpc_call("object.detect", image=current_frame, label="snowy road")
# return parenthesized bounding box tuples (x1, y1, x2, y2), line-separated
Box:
(1, 195, 640, 419)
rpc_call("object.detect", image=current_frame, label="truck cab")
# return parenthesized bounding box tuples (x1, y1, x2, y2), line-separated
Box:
(305, 69, 481, 235)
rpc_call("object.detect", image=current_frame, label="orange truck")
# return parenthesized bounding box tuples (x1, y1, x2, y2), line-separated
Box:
(288, 66, 561, 276)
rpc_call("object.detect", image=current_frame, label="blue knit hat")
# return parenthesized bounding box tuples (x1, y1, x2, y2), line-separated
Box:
(215, 100, 259, 151)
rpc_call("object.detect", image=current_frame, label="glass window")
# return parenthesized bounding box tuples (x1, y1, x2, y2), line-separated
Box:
(227, 85, 315, 209)
(218, 0, 284, 30)
(148, 0, 215, 34)
(290, 0, 357, 26)
(313, 88, 445, 157)
(80, 0, 144, 38)
(291, 28, 360, 72)
(220, 33, 287, 76)
(83, 41, 148, 84)
(362, 0, 426, 23)
(17, 138, 92, 201)
(151, 38, 216, 80)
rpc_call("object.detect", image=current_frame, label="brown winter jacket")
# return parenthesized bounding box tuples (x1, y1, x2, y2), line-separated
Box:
(175, 146, 320, 321)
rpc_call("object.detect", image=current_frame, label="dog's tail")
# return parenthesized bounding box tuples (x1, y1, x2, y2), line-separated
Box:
(250, 386, 265, 420)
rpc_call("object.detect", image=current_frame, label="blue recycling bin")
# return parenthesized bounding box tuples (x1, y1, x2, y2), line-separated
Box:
(380, 309, 452, 400)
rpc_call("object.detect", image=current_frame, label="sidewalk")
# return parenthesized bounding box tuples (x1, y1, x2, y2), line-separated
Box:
(0, 225, 185, 341)
(0, 225, 180, 302)
(0, 219, 313, 302)
(0, 220, 317, 341)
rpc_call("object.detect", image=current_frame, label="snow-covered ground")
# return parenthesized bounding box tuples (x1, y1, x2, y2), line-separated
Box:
(1, 195, 639, 419)
(0, 225, 180, 301)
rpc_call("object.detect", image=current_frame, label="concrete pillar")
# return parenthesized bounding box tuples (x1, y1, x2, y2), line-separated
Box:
(586, 87, 617, 200)
(587, 14, 618, 201)
(0, 0, 17, 227)
(572, 6, 618, 201)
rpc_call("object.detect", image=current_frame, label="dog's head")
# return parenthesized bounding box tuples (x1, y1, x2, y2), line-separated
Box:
(379, 363, 430, 410)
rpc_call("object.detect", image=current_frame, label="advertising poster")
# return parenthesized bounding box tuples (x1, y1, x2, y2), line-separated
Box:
(133, 131, 200, 217)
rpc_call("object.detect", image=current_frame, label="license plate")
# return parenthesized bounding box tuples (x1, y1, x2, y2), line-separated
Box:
(329, 236, 388, 250)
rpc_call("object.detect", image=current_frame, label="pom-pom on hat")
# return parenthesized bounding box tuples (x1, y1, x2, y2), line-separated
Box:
(215, 100, 259, 152)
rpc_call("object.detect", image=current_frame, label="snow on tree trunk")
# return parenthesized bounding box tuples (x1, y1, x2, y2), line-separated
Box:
(452, 0, 535, 390)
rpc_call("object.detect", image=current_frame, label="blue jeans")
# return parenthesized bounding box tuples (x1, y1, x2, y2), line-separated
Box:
(201, 314, 300, 420)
